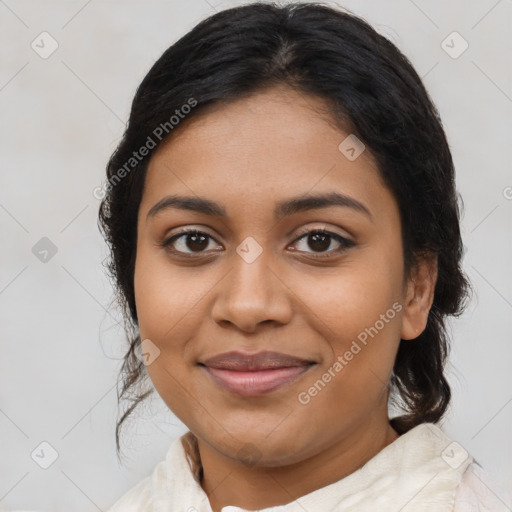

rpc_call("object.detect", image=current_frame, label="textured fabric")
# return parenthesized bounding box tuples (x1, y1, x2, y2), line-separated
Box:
(106, 423, 502, 511)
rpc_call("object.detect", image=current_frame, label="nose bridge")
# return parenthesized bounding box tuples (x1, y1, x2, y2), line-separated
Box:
(212, 236, 291, 331)
(234, 237, 273, 293)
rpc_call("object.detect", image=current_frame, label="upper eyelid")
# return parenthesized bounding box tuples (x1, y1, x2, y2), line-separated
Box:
(293, 225, 350, 240)
(166, 225, 350, 240)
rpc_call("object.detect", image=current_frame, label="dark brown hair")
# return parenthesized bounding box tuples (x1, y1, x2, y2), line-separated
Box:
(97, 1, 471, 460)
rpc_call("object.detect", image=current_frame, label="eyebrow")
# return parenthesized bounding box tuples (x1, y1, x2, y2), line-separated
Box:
(146, 192, 372, 222)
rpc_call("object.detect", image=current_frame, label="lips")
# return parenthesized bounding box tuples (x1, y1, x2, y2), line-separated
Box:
(199, 351, 316, 397)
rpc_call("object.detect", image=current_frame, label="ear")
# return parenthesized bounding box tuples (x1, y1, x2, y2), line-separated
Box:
(401, 253, 438, 340)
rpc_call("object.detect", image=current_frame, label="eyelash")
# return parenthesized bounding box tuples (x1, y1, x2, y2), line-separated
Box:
(159, 227, 355, 259)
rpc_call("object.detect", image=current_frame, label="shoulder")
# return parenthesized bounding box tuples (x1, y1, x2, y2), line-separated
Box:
(105, 452, 171, 512)
(454, 461, 510, 512)
(105, 434, 193, 512)
(105, 474, 153, 512)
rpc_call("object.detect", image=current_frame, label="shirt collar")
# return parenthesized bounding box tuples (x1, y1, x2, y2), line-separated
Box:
(154, 423, 473, 512)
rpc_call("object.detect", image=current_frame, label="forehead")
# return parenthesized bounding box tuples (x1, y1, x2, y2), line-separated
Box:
(141, 86, 394, 223)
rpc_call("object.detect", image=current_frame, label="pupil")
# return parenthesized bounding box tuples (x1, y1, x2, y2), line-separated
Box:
(309, 233, 330, 252)
(187, 232, 208, 251)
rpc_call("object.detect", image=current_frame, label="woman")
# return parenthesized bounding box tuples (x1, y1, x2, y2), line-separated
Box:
(99, 2, 502, 510)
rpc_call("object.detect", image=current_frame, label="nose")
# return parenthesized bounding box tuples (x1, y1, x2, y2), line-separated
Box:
(211, 245, 293, 333)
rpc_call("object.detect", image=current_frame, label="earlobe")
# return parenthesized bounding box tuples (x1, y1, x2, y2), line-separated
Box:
(400, 254, 438, 340)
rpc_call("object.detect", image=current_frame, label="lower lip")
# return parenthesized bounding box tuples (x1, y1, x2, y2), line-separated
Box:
(202, 365, 314, 397)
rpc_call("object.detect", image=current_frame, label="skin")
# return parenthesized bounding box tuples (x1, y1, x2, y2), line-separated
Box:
(134, 85, 438, 511)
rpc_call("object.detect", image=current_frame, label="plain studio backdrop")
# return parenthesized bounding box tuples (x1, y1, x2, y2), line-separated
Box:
(0, 0, 511, 510)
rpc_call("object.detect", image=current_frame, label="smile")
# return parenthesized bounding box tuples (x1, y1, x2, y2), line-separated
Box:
(197, 350, 317, 397)
(201, 365, 315, 397)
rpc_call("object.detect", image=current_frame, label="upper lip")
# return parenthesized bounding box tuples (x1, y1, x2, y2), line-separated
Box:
(200, 351, 316, 371)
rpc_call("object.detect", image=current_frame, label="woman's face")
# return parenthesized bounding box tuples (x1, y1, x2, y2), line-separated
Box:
(134, 85, 432, 467)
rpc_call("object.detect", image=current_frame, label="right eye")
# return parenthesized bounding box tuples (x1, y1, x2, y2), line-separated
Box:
(160, 229, 223, 256)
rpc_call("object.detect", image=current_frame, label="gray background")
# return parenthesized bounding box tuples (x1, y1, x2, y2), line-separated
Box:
(1, 0, 511, 510)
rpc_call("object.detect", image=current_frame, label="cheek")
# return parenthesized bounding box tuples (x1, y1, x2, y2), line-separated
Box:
(292, 252, 404, 397)
(134, 250, 209, 341)
(296, 252, 404, 341)
(133, 251, 220, 412)
(133, 258, 202, 422)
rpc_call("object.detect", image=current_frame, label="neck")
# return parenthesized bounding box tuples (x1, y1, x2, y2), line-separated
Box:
(198, 418, 399, 512)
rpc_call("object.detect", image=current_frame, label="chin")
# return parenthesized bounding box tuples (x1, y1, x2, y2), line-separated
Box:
(204, 424, 313, 468)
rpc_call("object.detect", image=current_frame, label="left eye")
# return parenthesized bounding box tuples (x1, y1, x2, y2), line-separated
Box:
(160, 228, 354, 257)
(290, 229, 354, 257)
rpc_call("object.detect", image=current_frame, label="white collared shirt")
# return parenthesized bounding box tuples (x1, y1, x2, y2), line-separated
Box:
(106, 423, 508, 511)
